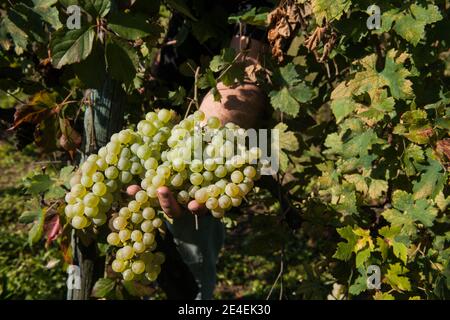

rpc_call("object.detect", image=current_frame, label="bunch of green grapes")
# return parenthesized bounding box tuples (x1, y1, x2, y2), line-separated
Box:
(64, 108, 262, 282)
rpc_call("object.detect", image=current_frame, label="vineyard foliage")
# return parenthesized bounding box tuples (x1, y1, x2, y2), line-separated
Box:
(0, 0, 449, 299)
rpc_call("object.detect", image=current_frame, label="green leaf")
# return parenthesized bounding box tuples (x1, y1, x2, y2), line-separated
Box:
(349, 273, 367, 296)
(209, 48, 236, 73)
(1, 17, 28, 53)
(228, 7, 269, 27)
(355, 248, 371, 268)
(412, 155, 445, 200)
(382, 4, 442, 46)
(290, 83, 315, 103)
(28, 208, 45, 246)
(311, 0, 351, 24)
(108, 13, 162, 41)
(333, 226, 358, 261)
(24, 174, 53, 195)
(270, 87, 300, 117)
(80, 0, 111, 18)
(44, 185, 66, 200)
(92, 278, 116, 298)
(106, 38, 138, 84)
(18, 211, 40, 224)
(122, 280, 155, 297)
(165, 0, 197, 21)
(51, 27, 95, 68)
(385, 263, 411, 291)
(331, 98, 357, 123)
(383, 190, 438, 234)
(32, 0, 62, 30)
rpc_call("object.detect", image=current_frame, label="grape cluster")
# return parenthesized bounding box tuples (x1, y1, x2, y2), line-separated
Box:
(64, 108, 261, 282)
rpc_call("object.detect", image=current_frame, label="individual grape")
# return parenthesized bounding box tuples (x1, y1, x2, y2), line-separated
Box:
(83, 193, 99, 207)
(214, 165, 227, 178)
(193, 110, 205, 122)
(211, 208, 225, 218)
(170, 173, 184, 187)
(243, 166, 256, 178)
(231, 197, 242, 207)
(81, 161, 97, 176)
(71, 216, 87, 229)
(189, 159, 203, 173)
(153, 252, 166, 265)
(131, 212, 144, 224)
(135, 190, 148, 204)
(112, 259, 126, 273)
(118, 130, 132, 144)
(177, 190, 190, 204)
(141, 220, 154, 233)
(72, 202, 85, 216)
(119, 207, 131, 218)
(107, 232, 121, 246)
(207, 185, 221, 198)
(142, 207, 156, 220)
(117, 158, 131, 171)
(205, 197, 218, 210)
(105, 153, 118, 165)
(152, 174, 165, 187)
(81, 175, 94, 187)
(120, 171, 133, 184)
(202, 171, 214, 182)
(122, 269, 134, 281)
(130, 230, 143, 242)
(119, 229, 131, 242)
(105, 166, 119, 179)
(84, 206, 99, 218)
(143, 233, 155, 246)
(96, 158, 108, 171)
(225, 183, 240, 197)
(92, 172, 104, 183)
(203, 158, 217, 171)
(172, 158, 185, 172)
(132, 260, 146, 275)
(92, 182, 107, 196)
(121, 246, 134, 260)
(130, 162, 144, 175)
(152, 218, 163, 229)
(194, 188, 208, 204)
(230, 171, 244, 184)
(144, 158, 158, 170)
(157, 165, 171, 178)
(128, 200, 140, 212)
(71, 184, 86, 197)
(133, 241, 146, 254)
(207, 116, 221, 129)
(113, 216, 127, 231)
(65, 205, 75, 218)
(65, 193, 77, 205)
(218, 195, 232, 209)
(189, 172, 203, 185)
(146, 185, 158, 198)
(238, 183, 250, 196)
(158, 109, 172, 123)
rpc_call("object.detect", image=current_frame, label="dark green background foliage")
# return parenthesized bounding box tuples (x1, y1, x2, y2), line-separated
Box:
(0, 0, 449, 299)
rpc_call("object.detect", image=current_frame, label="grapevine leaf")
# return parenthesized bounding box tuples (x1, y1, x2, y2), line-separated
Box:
(368, 179, 388, 200)
(106, 38, 138, 84)
(385, 263, 411, 291)
(349, 273, 367, 296)
(412, 155, 445, 200)
(23, 174, 53, 195)
(80, 0, 111, 18)
(92, 278, 115, 298)
(51, 27, 95, 68)
(28, 208, 45, 246)
(355, 248, 371, 268)
(373, 292, 395, 300)
(333, 226, 358, 261)
(311, 0, 351, 24)
(32, 0, 62, 30)
(381, 4, 442, 46)
(108, 13, 162, 41)
(270, 87, 300, 117)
